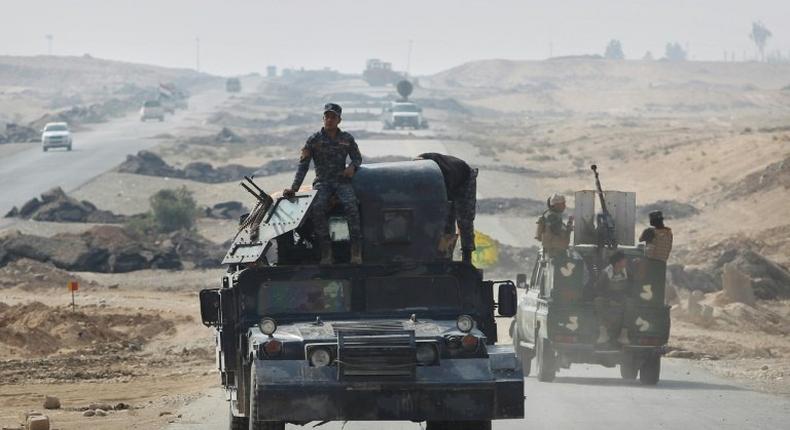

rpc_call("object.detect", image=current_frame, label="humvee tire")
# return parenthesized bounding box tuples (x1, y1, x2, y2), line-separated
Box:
(229, 408, 248, 430)
(510, 321, 532, 377)
(427, 420, 492, 430)
(619, 361, 638, 380)
(639, 355, 661, 385)
(536, 336, 556, 382)
(248, 366, 285, 430)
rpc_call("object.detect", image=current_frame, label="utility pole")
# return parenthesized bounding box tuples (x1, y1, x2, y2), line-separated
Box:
(406, 39, 413, 77)
(195, 37, 201, 72)
(45, 34, 53, 55)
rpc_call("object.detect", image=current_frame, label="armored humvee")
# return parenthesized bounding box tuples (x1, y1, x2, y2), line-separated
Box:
(200, 160, 524, 430)
(512, 186, 670, 385)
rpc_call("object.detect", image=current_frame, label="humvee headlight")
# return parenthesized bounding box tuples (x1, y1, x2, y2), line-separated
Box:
(309, 347, 332, 367)
(259, 318, 277, 336)
(456, 315, 474, 333)
(416, 343, 438, 365)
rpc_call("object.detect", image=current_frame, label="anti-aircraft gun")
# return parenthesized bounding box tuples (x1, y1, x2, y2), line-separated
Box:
(200, 161, 523, 430)
(511, 164, 670, 385)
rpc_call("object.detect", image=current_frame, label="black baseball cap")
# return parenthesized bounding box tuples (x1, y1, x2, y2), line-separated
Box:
(323, 103, 342, 117)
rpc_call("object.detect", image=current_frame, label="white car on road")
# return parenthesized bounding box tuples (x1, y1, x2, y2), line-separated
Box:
(41, 122, 73, 152)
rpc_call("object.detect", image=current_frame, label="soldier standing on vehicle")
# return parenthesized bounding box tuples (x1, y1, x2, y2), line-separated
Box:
(639, 210, 673, 261)
(535, 193, 574, 257)
(594, 251, 630, 348)
(283, 103, 363, 265)
(416, 153, 478, 264)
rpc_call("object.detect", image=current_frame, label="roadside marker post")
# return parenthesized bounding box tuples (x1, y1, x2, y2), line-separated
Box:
(68, 280, 79, 312)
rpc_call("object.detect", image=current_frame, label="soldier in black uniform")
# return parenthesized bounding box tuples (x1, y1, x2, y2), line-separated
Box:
(417, 153, 477, 264)
(283, 103, 363, 264)
(639, 210, 673, 262)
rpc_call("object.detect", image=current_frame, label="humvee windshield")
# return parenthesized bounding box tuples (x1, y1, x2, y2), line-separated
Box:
(392, 104, 420, 112)
(44, 124, 68, 132)
(256, 276, 463, 315)
(258, 280, 352, 314)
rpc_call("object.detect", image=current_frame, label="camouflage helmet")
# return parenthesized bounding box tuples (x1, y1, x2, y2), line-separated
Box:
(548, 193, 566, 206)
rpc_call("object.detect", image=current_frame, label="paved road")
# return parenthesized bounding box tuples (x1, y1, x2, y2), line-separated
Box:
(169, 358, 790, 430)
(0, 88, 227, 226)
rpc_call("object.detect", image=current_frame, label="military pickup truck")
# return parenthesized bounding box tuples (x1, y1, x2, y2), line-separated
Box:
(200, 160, 524, 430)
(512, 186, 670, 385)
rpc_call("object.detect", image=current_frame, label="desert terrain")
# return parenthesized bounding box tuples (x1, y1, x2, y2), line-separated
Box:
(1, 57, 789, 429)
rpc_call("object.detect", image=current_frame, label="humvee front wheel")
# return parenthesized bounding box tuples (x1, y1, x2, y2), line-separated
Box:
(426, 420, 492, 430)
(536, 336, 556, 382)
(619, 357, 638, 380)
(620, 363, 638, 380)
(229, 406, 248, 430)
(639, 355, 661, 385)
(248, 365, 285, 430)
(510, 321, 532, 377)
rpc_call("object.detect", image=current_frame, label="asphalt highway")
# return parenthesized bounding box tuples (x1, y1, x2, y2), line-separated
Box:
(0, 88, 227, 227)
(168, 358, 790, 430)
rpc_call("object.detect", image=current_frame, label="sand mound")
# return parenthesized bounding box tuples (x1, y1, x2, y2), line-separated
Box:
(0, 301, 175, 357)
(0, 258, 100, 291)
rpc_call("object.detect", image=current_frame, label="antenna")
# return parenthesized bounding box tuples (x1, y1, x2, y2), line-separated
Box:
(406, 40, 413, 77)
(45, 34, 53, 55)
(195, 37, 200, 72)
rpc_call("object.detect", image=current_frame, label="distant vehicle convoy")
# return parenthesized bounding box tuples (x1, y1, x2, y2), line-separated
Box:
(226, 77, 242, 93)
(41, 122, 72, 151)
(140, 100, 165, 122)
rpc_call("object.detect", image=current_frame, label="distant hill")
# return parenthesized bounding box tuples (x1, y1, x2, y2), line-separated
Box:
(424, 59, 790, 114)
(0, 55, 215, 92)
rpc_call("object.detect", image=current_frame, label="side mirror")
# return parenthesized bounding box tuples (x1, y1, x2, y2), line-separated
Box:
(199, 288, 221, 327)
(516, 273, 528, 289)
(496, 281, 517, 317)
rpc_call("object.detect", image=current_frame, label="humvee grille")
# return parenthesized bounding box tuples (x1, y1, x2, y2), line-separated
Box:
(336, 325, 416, 380)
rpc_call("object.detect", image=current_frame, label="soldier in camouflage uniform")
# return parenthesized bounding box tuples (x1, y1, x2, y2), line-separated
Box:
(639, 210, 673, 262)
(417, 153, 477, 264)
(593, 251, 631, 349)
(283, 103, 363, 264)
(535, 193, 574, 258)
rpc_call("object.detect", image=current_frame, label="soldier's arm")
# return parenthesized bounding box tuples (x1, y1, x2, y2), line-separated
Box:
(290, 141, 313, 191)
(347, 135, 362, 170)
(639, 227, 655, 243)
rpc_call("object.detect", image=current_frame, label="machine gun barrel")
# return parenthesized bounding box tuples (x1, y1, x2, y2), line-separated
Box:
(591, 164, 617, 249)
(240, 177, 274, 208)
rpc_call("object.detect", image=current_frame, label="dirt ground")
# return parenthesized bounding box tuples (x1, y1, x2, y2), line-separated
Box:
(2, 58, 790, 429)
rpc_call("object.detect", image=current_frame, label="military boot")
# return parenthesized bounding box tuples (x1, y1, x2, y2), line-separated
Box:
(461, 248, 473, 264)
(319, 242, 333, 265)
(350, 242, 363, 265)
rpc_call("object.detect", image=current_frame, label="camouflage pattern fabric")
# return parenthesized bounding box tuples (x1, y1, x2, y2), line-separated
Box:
(454, 168, 478, 251)
(290, 128, 363, 243)
(539, 208, 571, 256)
(594, 265, 630, 338)
(291, 128, 362, 190)
(311, 182, 362, 242)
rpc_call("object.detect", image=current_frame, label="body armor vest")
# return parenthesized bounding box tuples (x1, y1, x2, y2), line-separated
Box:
(645, 227, 673, 261)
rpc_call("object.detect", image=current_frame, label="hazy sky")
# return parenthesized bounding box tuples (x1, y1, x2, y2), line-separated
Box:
(2, 0, 789, 76)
